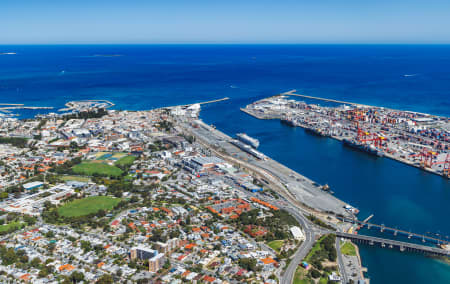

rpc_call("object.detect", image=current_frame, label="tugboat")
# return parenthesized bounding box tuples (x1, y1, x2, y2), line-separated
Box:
(321, 184, 334, 194)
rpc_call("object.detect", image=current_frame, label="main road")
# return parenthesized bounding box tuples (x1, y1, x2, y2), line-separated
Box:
(280, 206, 316, 284)
(176, 115, 349, 284)
(336, 237, 349, 284)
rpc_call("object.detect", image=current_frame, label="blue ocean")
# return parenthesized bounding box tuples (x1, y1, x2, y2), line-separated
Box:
(1, 45, 449, 283)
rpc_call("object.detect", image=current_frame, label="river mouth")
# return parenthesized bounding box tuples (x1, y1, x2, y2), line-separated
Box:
(201, 98, 450, 284)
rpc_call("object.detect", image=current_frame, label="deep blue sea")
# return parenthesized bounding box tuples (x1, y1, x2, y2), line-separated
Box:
(1, 45, 449, 283)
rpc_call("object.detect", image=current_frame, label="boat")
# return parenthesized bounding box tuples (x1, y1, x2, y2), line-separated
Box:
(236, 133, 260, 149)
(439, 244, 450, 251)
(305, 127, 329, 137)
(344, 205, 360, 215)
(281, 118, 296, 127)
(343, 139, 384, 157)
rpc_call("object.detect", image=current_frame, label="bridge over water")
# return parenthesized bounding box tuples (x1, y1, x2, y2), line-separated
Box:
(338, 217, 449, 245)
(336, 232, 450, 257)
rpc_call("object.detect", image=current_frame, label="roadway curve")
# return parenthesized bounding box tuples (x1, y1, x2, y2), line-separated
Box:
(280, 207, 316, 284)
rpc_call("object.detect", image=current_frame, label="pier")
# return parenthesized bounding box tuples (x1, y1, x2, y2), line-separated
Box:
(160, 97, 230, 111)
(336, 232, 450, 257)
(178, 97, 230, 107)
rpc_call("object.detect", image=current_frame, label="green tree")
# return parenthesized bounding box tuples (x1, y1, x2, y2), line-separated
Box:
(96, 274, 113, 284)
(70, 271, 85, 283)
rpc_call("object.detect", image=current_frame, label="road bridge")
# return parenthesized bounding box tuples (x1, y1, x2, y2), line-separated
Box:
(339, 217, 449, 245)
(336, 232, 450, 257)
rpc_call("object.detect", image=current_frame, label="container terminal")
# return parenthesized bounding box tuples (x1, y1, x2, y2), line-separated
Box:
(241, 90, 450, 178)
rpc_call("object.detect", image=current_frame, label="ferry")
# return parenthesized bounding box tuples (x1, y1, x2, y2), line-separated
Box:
(236, 133, 260, 149)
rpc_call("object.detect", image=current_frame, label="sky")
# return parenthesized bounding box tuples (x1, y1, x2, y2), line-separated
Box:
(1, 0, 450, 44)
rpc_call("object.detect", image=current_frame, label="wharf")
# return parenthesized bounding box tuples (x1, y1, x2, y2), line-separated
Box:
(241, 95, 450, 179)
(182, 118, 351, 217)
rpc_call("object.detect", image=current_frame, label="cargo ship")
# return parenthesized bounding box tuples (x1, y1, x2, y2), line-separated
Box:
(343, 139, 384, 157)
(236, 133, 260, 149)
(281, 118, 296, 127)
(305, 127, 330, 137)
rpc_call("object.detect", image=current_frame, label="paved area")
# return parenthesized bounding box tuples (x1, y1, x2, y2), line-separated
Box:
(185, 119, 351, 216)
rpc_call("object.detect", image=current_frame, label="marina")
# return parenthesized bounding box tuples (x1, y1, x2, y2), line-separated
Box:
(60, 100, 115, 112)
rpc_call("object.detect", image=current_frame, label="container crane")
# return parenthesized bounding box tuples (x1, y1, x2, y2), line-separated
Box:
(432, 153, 450, 178)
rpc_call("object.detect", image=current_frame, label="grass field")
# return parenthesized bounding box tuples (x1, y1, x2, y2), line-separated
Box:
(0, 221, 24, 233)
(58, 196, 121, 217)
(60, 175, 91, 182)
(267, 240, 284, 252)
(294, 267, 313, 284)
(341, 241, 357, 256)
(114, 155, 136, 167)
(72, 162, 123, 177)
(305, 235, 326, 262)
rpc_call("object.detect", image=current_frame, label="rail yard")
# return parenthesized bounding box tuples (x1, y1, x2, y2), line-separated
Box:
(241, 90, 450, 178)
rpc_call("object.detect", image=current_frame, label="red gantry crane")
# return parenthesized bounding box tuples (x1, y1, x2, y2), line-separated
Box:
(432, 153, 450, 178)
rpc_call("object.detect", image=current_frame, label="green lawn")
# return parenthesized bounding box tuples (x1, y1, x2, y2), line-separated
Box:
(72, 162, 123, 177)
(60, 175, 91, 182)
(58, 196, 121, 217)
(114, 155, 136, 167)
(267, 240, 284, 252)
(0, 221, 24, 233)
(341, 242, 357, 256)
(294, 267, 314, 284)
(305, 235, 326, 262)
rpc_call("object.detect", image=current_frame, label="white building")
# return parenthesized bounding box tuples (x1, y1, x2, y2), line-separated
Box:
(290, 226, 305, 241)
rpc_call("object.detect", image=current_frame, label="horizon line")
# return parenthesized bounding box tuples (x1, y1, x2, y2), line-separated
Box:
(1, 42, 450, 46)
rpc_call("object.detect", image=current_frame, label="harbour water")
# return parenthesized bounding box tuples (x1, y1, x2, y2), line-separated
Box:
(1, 45, 449, 283)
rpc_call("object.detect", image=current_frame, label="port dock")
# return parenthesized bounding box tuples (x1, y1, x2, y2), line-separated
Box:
(179, 117, 352, 217)
(241, 91, 450, 178)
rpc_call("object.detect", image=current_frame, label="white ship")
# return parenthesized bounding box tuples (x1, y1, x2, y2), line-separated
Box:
(236, 133, 260, 149)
